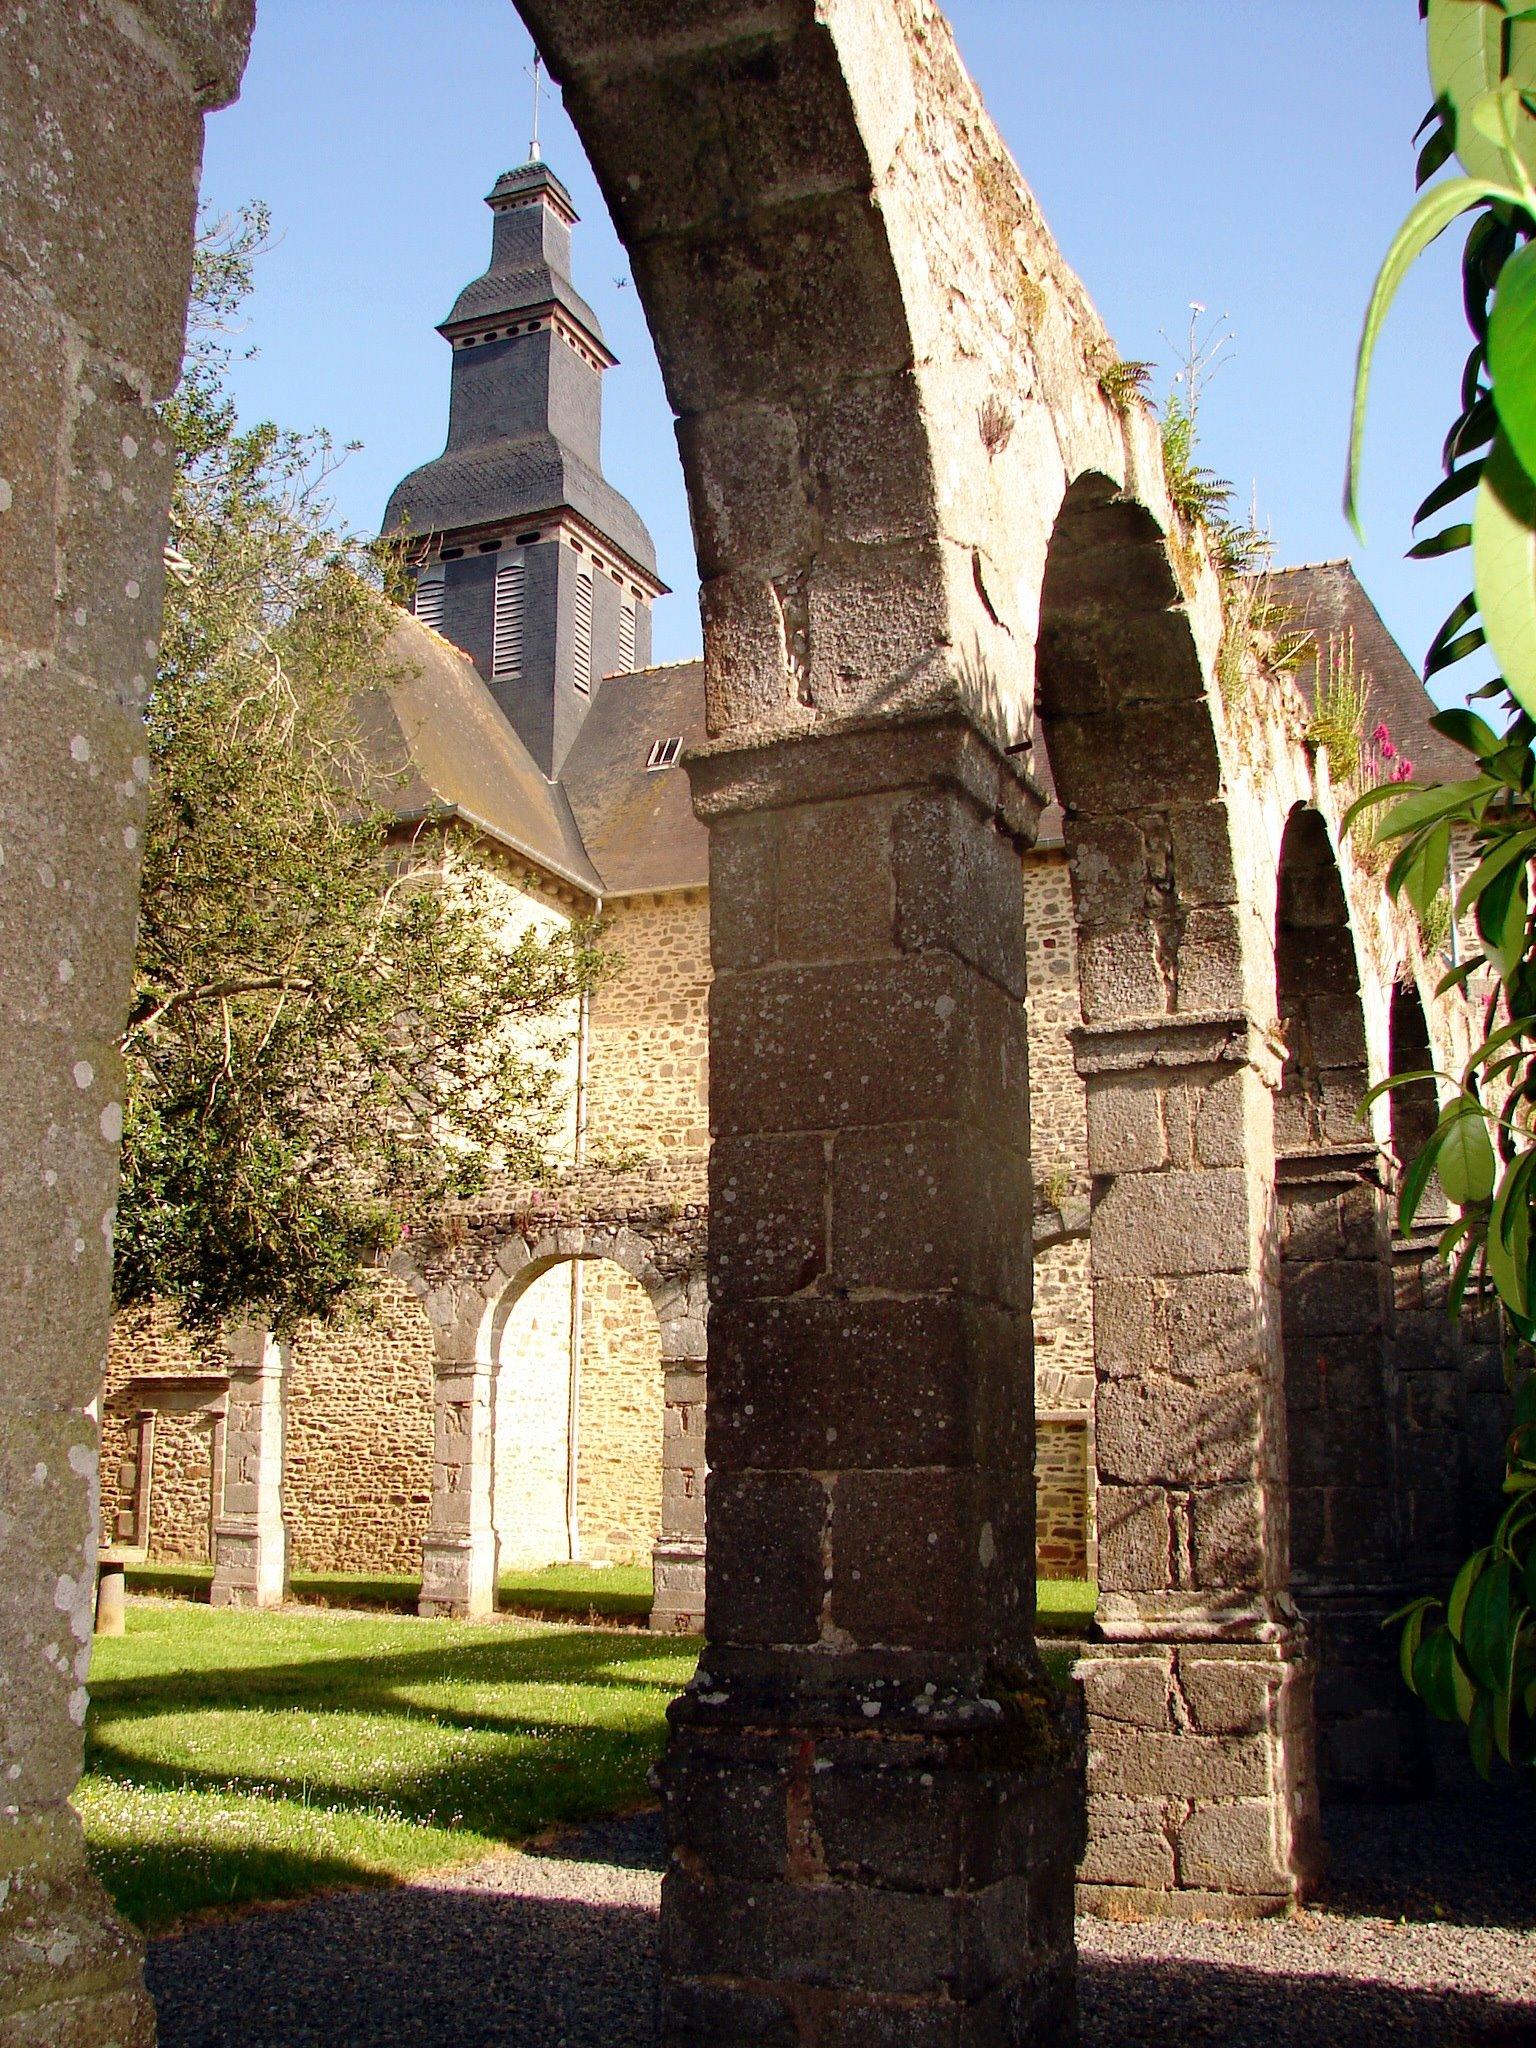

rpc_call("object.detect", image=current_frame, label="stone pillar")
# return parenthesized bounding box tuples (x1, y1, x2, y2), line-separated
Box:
(210, 1329, 291, 1611)
(420, 1360, 498, 1619)
(1279, 1148, 1426, 1799)
(661, 712, 1081, 2048)
(1073, 1013, 1321, 1917)
(650, 1357, 706, 1634)
(0, 7, 251, 2041)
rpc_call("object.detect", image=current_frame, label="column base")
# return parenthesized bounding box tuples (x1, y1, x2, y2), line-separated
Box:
(649, 1539, 705, 1635)
(209, 1519, 288, 1609)
(1076, 1631, 1320, 1917)
(1303, 1587, 1434, 1802)
(0, 1811, 156, 2047)
(419, 1532, 496, 1619)
(660, 1667, 1083, 2046)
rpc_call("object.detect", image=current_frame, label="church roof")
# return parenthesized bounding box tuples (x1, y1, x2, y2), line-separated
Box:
(562, 660, 710, 895)
(357, 607, 603, 894)
(1267, 560, 1466, 785)
(440, 262, 609, 349)
(380, 434, 660, 578)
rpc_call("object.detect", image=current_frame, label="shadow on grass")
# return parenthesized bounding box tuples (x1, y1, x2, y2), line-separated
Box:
(84, 1617, 696, 1930)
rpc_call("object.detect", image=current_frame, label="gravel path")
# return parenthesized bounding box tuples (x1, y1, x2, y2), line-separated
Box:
(149, 1772, 1535, 2048)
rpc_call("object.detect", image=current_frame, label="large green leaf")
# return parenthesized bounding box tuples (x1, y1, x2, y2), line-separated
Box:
(1490, 240, 1536, 484)
(1414, 1622, 1464, 1719)
(1475, 429, 1536, 714)
(1348, 173, 1526, 533)
(1429, 0, 1536, 183)
(1439, 1103, 1499, 1202)
(1464, 1553, 1517, 1687)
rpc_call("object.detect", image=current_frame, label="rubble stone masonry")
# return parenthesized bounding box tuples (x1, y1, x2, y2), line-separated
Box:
(585, 890, 710, 1162)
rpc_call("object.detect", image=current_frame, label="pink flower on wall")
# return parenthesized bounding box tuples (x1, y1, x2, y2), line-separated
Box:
(1393, 757, 1415, 782)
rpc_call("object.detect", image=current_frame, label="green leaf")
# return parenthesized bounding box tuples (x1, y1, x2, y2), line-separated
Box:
(1489, 240, 1536, 483)
(1487, 1148, 1536, 1313)
(1399, 1597, 1435, 1693)
(1476, 837, 1530, 975)
(1429, 0, 1536, 183)
(1401, 1117, 1451, 1231)
(1456, 826, 1536, 919)
(1470, 1682, 1497, 1777)
(1413, 1621, 1464, 1720)
(1347, 174, 1527, 534)
(1439, 1102, 1498, 1203)
(1449, 1547, 1488, 1639)
(1409, 520, 1475, 557)
(1430, 707, 1503, 759)
(1379, 775, 1496, 838)
(1475, 429, 1536, 716)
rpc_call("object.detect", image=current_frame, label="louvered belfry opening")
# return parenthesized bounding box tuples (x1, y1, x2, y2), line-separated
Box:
(572, 570, 593, 695)
(492, 557, 525, 679)
(413, 571, 445, 632)
(618, 601, 636, 674)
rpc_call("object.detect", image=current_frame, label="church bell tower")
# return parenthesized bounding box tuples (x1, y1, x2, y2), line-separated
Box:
(382, 160, 664, 778)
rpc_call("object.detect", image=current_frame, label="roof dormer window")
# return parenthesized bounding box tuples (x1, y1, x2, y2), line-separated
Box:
(646, 737, 682, 772)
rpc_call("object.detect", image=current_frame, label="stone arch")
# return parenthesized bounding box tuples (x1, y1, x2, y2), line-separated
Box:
(1036, 475, 1320, 1913)
(1388, 974, 1442, 1195)
(388, 1191, 707, 1625)
(1272, 803, 1422, 1799)
(484, 1250, 666, 1575)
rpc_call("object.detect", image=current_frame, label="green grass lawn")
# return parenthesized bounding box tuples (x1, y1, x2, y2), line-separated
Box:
(1036, 1578, 1096, 1635)
(80, 1600, 696, 1934)
(125, 1560, 655, 1620)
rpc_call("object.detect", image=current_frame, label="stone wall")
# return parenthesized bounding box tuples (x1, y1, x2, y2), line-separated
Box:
(494, 1261, 575, 1569)
(584, 889, 709, 1162)
(283, 1279, 435, 1577)
(1023, 848, 1094, 1407)
(576, 1260, 664, 1563)
(142, 1413, 216, 1564)
(1036, 1416, 1089, 1579)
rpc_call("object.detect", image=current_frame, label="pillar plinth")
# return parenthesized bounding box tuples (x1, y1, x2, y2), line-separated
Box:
(420, 1361, 497, 1618)
(210, 1329, 291, 1611)
(663, 712, 1081, 2046)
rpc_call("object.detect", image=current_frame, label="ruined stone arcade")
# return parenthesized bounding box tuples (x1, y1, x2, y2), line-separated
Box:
(0, 3, 1501, 2045)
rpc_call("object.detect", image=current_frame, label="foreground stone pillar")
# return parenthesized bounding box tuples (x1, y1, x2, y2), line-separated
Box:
(1279, 1149, 1425, 1799)
(650, 1357, 706, 1635)
(0, 6, 251, 2040)
(420, 1359, 497, 1619)
(210, 1330, 291, 1610)
(661, 712, 1081, 2047)
(1073, 1015, 1320, 1916)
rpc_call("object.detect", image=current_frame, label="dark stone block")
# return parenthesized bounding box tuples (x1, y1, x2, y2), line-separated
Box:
(707, 1470, 827, 1646)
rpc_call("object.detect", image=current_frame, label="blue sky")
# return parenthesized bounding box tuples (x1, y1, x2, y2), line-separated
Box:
(203, 2, 1476, 692)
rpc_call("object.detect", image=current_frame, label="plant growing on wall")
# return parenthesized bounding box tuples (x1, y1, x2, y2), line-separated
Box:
(1345, 0, 1536, 1774)
(117, 209, 601, 1336)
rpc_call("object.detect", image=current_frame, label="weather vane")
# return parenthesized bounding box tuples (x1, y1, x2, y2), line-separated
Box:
(526, 50, 546, 163)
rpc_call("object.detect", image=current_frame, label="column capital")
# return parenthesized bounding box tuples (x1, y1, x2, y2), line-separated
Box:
(1275, 1142, 1389, 1191)
(686, 698, 1045, 846)
(1073, 1008, 1282, 1083)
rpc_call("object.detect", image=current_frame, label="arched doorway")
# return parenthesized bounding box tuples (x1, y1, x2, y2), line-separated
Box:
(491, 1255, 665, 1574)
(1273, 805, 1423, 1799)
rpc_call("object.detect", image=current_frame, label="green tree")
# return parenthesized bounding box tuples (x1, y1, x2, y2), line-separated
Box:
(117, 208, 599, 1336)
(1347, 0, 1536, 1774)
